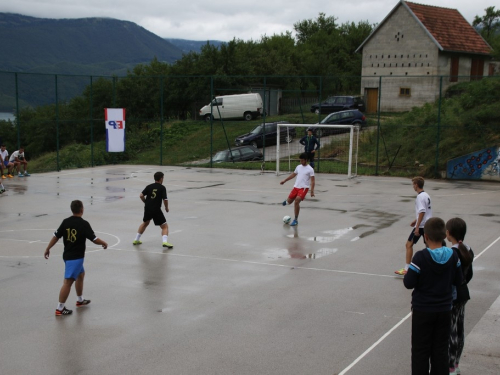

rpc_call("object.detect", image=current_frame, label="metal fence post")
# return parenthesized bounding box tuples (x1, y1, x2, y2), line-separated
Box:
(14, 73, 20, 149)
(435, 76, 443, 178)
(375, 76, 382, 175)
(55, 75, 60, 171)
(210, 76, 213, 168)
(317, 76, 322, 172)
(90, 76, 94, 167)
(160, 76, 164, 166)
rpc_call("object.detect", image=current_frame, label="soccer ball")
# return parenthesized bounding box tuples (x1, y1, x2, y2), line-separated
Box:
(283, 215, 291, 224)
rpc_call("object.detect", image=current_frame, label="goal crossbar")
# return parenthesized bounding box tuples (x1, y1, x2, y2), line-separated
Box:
(276, 123, 359, 178)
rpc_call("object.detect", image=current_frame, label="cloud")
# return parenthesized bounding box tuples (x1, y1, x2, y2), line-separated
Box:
(0, 0, 492, 41)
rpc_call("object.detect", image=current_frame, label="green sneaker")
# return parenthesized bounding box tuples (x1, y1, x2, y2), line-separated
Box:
(132, 240, 142, 245)
(162, 242, 173, 248)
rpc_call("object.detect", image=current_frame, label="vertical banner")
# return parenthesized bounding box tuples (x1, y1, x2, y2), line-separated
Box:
(105, 108, 126, 152)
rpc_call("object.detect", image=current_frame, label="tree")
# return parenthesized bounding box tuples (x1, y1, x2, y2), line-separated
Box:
(473, 6, 500, 40)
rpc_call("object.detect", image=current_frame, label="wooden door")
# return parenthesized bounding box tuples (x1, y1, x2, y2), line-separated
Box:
(366, 88, 378, 114)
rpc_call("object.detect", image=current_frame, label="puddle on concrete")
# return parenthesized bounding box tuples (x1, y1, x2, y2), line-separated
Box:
(304, 227, 353, 243)
(104, 196, 124, 202)
(7, 184, 27, 194)
(263, 246, 338, 260)
(187, 183, 225, 189)
(400, 199, 412, 202)
(106, 186, 126, 193)
(478, 213, 496, 217)
(305, 248, 338, 259)
(105, 177, 130, 182)
(263, 248, 290, 259)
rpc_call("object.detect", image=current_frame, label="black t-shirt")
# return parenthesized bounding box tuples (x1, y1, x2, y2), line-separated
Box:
(54, 216, 97, 260)
(142, 182, 167, 213)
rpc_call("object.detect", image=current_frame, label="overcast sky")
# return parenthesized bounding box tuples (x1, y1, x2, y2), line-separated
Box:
(0, 0, 494, 41)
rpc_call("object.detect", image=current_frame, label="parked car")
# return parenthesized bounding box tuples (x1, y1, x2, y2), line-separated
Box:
(212, 145, 263, 163)
(235, 121, 295, 148)
(306, 110, 367, 137)
(310, 96, 365, 114)
(199, 93, 263, 122)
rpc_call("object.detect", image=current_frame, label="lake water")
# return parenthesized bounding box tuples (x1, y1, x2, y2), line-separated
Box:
(0, 112, 15, 121)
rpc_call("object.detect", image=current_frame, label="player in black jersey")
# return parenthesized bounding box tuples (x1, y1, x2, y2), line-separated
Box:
(133, 171, 173, 248)
(44, 200, 108, 316)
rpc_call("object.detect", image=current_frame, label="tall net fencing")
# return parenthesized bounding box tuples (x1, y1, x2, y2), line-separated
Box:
(0, 71, 498, 178)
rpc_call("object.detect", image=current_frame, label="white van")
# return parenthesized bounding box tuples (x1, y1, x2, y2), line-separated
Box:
(199, 93, 263, 122)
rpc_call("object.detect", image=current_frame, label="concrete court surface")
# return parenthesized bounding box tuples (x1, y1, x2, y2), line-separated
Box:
(0, 165, 499, 375)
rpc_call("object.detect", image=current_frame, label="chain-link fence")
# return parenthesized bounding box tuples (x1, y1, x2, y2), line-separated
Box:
(0, 71, 498, 177)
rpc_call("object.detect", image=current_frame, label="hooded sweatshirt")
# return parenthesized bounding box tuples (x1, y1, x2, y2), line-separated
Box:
(404, 246, 463, 312)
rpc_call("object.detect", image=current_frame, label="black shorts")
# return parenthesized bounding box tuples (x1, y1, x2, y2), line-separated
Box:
(408, 227, 424, 244)
(143, 210, 166, 226)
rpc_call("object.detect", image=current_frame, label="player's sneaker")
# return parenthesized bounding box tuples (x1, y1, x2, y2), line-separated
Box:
(394, 268, 407, 275)
(76, 299, 91, 307)
(290, 219, 298, 226)
(1, 174, 5, 179)
(282, 200, 287, 206)
(132, 240, 142, 245)
(7, 174, 13, 178)
(55, 307, 73, 316)
(24, 172, 31, 176)
(0, 189, 5, 194)
(162, 242, 173, 248)
(18, 173, 24, 177)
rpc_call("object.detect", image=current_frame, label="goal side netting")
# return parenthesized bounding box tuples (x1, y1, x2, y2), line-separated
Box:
(276, 124, 359, 178)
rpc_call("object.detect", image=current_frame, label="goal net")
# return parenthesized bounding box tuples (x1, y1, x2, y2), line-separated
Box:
(276, 124, 359, 178)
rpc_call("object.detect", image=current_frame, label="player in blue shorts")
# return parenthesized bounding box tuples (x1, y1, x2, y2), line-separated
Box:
(44, 200, 108, 316)
(133, 171, 173, 248)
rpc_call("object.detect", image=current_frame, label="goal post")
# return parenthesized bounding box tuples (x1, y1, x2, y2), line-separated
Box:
(276, 123, 359, 178)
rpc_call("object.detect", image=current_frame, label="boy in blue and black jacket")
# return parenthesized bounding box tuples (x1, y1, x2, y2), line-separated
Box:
(404, 217, 463, 375)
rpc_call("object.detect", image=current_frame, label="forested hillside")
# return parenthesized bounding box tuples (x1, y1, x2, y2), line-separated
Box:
(0, 13, 183, 75)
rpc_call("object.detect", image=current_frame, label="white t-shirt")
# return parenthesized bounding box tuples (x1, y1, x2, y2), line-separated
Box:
(415, 191, 432, 228)
(0, 149, 8, 162)
(293, 164, 315, 188)
(9, 150, 25, 162)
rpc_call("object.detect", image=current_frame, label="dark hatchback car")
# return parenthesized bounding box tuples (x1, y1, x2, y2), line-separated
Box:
(310, 96, 365, 114)
(306, 110, 367, 137)
(234, 121, 295, 148)
(213, 145, 263, 163)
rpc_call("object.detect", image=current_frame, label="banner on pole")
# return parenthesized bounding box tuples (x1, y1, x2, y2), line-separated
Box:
(105, 108, 126, 152)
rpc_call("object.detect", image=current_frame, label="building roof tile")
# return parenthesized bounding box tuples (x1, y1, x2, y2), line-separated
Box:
(405, 1, 491, 54)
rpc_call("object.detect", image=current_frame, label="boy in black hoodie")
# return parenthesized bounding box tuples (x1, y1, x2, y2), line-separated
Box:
(404, 217, 463, 375)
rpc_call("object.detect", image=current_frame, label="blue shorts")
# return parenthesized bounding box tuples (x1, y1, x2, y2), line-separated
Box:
(64, 258, 85, 280)
(3, 160, 9, 167)
(408, 228, 425, 244)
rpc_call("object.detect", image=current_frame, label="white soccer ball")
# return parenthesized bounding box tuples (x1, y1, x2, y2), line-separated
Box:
(283, 215, 291, 224)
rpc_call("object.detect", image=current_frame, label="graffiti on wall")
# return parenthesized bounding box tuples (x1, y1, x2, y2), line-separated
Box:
(447, 146, 500, 180)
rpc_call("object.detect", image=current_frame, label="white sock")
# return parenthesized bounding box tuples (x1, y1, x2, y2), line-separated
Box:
(162, 235, 168, 243)
(77, 296, 84, 303)
(135, 233, 141, 241)
(57, 303, 65, 311)
(405, 264, 410, 270)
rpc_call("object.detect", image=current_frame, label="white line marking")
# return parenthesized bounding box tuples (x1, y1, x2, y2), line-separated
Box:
(475, 235, 500, 260)
(338, 312, 412, 375)
(107, 247, 395, 278)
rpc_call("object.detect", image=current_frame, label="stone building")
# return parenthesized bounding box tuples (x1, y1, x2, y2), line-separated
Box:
(355, 1, 496, 113)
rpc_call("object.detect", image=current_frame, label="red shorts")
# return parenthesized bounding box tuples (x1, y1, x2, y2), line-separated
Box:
(288, 187, 309, 201)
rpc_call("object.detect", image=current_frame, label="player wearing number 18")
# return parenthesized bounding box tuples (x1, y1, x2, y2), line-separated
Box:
(44, 200, 108, 316)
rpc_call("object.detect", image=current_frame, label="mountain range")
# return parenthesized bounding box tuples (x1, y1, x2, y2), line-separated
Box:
(0, 13, 223, 76)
